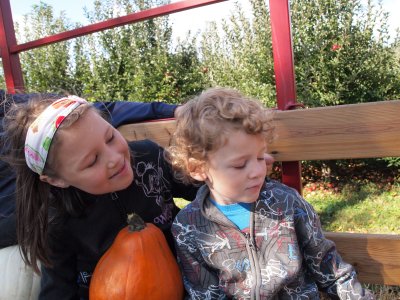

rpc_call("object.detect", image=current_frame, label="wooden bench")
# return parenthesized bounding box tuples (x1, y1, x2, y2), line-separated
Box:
(118, 100, 400, 286)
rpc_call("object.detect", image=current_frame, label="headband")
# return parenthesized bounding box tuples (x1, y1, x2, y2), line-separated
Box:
(24, 96, 88, 175)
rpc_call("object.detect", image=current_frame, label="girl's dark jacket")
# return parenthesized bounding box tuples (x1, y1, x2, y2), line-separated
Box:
(40, 140, 197, 300)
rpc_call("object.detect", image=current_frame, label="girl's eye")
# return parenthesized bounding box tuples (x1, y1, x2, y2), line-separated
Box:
(88, 156, 97, 168)
(257, 157, 265, 161)
(107, 133, 114, 143)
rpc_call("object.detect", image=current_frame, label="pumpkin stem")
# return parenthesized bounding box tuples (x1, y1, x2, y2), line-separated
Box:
(127, 213, 146, 232)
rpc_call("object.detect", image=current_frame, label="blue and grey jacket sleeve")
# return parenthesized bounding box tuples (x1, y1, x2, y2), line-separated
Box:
(171, 213, 226, 300)
(294, 194, 374, 299)
(93, 101, 177, 128)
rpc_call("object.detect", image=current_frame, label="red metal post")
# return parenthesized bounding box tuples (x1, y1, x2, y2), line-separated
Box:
(269, 0, 302, 193)
(0, 0, 24, 93)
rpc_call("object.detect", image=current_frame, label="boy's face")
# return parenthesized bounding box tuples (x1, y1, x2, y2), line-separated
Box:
(45, 109, 133, 194)
(203, 130, 267, 205)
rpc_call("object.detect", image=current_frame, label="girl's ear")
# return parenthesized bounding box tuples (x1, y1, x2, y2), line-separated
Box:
(188, 158, 208, 182)
(39, 175, 70, 188)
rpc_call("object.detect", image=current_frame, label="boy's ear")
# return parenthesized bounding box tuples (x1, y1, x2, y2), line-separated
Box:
(188, 158, 208, 182)
(39, 175, 70, 188)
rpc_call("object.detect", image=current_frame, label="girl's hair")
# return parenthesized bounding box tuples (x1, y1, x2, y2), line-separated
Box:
(2, 96, 93, 273)
(166, 87, 273, 185)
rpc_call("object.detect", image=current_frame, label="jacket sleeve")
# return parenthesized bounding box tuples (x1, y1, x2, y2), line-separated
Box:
(39, 227, 81, 300)
(93, 101, 177, 128)
(293, 193, 374, 299)
(171, 214, 227, 300)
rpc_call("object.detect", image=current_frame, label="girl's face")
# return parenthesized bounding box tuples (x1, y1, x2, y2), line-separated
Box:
(45, 109, 133, 195)
(202, 130, 267, 205)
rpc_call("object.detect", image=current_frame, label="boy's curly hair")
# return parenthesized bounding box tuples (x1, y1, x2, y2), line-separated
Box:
(166, 87, 274, 185)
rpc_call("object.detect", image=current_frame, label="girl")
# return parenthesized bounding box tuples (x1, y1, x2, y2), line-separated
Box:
(2, 95, 197, 299)
(166, 87, 374, 299)
(0, 91, 179, 248)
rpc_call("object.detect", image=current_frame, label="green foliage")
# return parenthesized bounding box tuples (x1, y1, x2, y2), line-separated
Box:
(199, 0, 400, 107)
(199, 0, 277, 107)
(15, 0, 206, 102)
(291, 0, 400, 106)
(15, 3, 75, 93)
(380, 157, 400, 167)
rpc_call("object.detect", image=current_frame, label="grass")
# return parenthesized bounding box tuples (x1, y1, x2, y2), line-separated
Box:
(305, 182, 400, 234)
(305, 183, 400, 299)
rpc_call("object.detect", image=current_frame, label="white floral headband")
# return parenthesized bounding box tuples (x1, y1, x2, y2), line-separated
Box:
(24, 96, 88, 175)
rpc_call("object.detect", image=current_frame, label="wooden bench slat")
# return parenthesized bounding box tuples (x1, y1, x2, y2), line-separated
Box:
(118, 119, 176, 148)
(269, 100, 400, 161)
(119, 100, 400, 161)
(325, 232, 400, 285)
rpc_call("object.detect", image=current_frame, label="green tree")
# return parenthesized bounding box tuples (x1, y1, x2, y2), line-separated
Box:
(13, 0, 206, 101)
(199, 0, 400, 107)
(15, 3, 75, 93)
(199, 0, 277, 107)
(80, 0, 206, 102)
(291, 0, 400, 107)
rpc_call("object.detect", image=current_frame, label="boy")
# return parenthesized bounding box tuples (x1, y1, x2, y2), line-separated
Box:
(166, 87, 373, 299)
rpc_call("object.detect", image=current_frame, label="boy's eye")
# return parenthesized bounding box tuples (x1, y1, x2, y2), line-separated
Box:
(232, 162, 246, 169)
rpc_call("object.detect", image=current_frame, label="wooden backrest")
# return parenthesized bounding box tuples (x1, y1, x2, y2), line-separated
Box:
(118, 100, 400, 285)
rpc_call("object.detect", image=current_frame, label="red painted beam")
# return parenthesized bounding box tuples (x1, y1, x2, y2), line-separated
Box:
(10, 0, 227, 54)
(0, 0, 24, 93)
(269, 0, 302, 193)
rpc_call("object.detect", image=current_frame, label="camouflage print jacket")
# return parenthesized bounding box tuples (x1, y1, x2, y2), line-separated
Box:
(171, 180, 374, 300)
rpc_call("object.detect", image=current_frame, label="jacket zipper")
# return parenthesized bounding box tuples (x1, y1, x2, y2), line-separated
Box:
(241, 211, 261, 300)
(205, 200, 261, 299)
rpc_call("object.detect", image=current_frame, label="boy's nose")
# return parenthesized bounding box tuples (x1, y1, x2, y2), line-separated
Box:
(250, 161, 266, 178)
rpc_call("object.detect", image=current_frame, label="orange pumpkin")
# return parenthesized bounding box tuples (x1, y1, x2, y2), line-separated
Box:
(89, 213, 184, 300)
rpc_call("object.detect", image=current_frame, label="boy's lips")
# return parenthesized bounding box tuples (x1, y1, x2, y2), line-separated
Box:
(247, 182, 264, 191)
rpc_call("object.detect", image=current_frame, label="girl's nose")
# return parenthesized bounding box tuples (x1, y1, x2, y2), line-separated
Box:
(107, 160, 117, 169)
(106, 148, 119, 169)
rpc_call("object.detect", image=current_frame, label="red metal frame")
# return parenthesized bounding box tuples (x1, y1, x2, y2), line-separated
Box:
(269, 0, 302, 192)
(0, 0, 24, 93)
(0, 0, 303, 193)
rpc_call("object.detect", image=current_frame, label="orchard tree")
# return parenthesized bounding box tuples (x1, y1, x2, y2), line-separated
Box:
(290, 0, 400, 106)
(80, 0, 206, 102)
(15, 3, 75, 93)
(13, 0, 207, 102)
(199, 0, 277, 107)
(199, 0, 400, 107)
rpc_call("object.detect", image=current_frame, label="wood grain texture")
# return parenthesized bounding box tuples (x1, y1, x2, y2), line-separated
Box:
(118, 100, 400, 161)
(269, 100, 400, 161)
(324, 232, 400, 285)
(118, 119, 176, 148)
